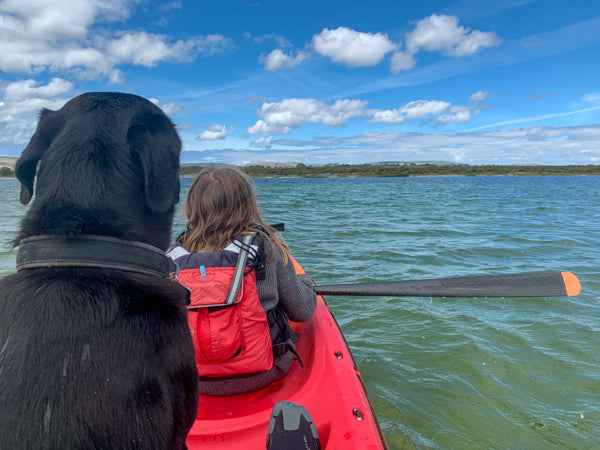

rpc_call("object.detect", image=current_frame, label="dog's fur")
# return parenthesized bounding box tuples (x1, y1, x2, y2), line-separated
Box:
(0, 93, 199, 449)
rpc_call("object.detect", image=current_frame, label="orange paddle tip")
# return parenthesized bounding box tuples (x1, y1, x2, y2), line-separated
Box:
(561, 272, 581, 296)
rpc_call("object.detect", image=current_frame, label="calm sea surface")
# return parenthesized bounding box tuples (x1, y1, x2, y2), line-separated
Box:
(1, 176, 599, 449)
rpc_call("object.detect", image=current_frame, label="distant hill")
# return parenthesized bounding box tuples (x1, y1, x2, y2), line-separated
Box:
(371, 160, 461, 166)
(4, 156, 600, 178)
(243, 161, 301, 168)
(0, 156, 17, 170)
(182, 160, 462, 168)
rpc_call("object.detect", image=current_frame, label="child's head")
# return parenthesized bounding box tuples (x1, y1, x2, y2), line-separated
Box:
(183, 165, 258, 252)
(182, 165, 290, 262)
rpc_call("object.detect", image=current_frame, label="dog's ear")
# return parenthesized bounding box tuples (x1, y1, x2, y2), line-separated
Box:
(15, 108, 60, 205)
(128, 114, 181, 213)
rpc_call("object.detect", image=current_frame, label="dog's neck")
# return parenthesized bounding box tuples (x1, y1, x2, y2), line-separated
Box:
(16, 234, 178, 279)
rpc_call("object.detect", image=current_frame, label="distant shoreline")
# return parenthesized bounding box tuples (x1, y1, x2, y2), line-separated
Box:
(181, 163, 600, 178)
(3, 158, 600, 179)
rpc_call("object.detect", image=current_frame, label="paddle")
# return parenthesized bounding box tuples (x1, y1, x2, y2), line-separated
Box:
(314, 272, 580, 298)
(270, 222, 580, 298)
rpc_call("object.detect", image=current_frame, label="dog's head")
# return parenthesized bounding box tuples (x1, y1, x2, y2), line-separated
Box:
(15, 92, 182, 249)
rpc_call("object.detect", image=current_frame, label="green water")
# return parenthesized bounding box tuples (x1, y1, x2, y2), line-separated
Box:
(2, 176, 599, 448)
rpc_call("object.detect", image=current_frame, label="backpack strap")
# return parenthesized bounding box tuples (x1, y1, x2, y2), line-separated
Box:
(254, 238, 266, 281)
(267, 304, 303, 367)
(225, 232, 256, 305)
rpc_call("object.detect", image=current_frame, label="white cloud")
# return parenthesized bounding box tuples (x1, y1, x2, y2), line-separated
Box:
(159, 2, 183, 12)
(1, 78, 73, 122)
(401, 100, 451, 120)
(452, 30, 502, 56)
(312, 27, 398, 67)
(370, 109, 405, 125)
(582, 92, 600, 103)
(369, 100, 452, 124)
(106, 33, 182, 67)
(469, 90, 489, 101)
(386, 15, 502, 73)
(405, 15, 502, 57)
(106, 32, 232, 67)
(436, 106, 479, 126)
(0, 0, 132, 40)
(0, 78, 74, 144)
(261, 49, 309, 71)
(245, 32, 291, 48)
(390, 51, 416, 73)
(251, 136, 273, 149)
(4, 77, 73, 102)
(248, 98, 369, 135)
(148, 98, 183, 116)
(248, 97, 477, 132)
(159, 103, 184, 116)
(197, 124, 234, 140)
(0, 0, 232, 81)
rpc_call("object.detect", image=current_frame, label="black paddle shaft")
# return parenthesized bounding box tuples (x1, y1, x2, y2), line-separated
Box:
(314, 272, 575, 298)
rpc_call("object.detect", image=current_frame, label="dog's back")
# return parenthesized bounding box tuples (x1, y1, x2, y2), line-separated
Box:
(0, 271, 197, 449)
(0, 93, 198, 449)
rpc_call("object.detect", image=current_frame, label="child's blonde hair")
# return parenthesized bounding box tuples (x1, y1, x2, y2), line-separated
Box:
(182, 165, 289, 264)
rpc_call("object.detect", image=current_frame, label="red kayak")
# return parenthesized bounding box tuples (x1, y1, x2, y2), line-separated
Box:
(186, 257, 388, 449)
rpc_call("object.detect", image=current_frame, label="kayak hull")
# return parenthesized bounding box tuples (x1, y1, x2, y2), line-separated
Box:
(186, 257, 387, 449)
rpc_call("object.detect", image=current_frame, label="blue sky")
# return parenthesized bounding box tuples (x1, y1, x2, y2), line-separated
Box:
(1, 0, 599, 165)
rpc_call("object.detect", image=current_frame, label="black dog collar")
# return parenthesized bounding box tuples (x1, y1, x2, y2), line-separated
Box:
(16, 234, 178, 279)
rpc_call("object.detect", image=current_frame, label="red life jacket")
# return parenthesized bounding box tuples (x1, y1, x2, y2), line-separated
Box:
(168, 233, 273, 376)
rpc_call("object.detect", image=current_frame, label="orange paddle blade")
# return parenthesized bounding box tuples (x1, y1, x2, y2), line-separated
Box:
(561, 272, 581, 296)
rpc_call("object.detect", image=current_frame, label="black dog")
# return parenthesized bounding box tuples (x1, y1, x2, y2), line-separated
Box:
(0, 93, 199, 449)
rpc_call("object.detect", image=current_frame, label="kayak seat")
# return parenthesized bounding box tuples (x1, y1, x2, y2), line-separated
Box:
(267, 401, 320, 450)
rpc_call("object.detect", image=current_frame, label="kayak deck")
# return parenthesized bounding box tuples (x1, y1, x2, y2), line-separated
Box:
(186, 257, 387, 449)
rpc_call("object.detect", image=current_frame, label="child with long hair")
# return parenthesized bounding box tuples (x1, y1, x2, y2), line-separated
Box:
(169, 165, 316, 395)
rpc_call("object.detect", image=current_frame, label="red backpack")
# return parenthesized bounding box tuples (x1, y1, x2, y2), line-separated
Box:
(170, 233, 273, 376)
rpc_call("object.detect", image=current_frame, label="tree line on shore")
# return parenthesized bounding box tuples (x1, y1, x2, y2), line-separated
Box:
(2, 163, 600, 179)
(0, 167, 13, 177)
(181, 163, 600, 178)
